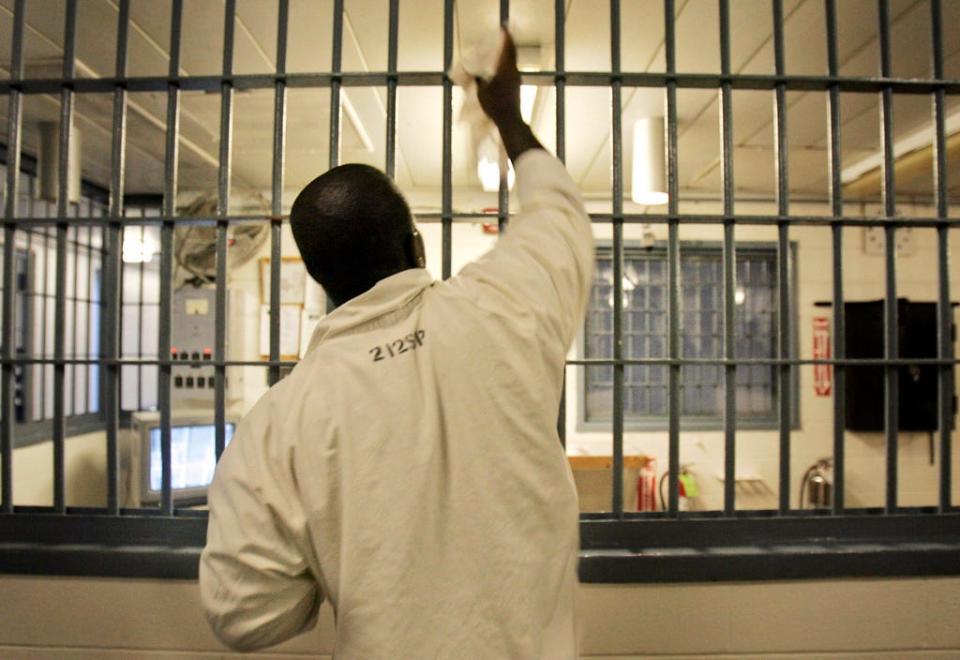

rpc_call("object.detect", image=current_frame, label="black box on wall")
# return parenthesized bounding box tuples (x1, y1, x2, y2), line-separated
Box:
(844, 300, 952, 432)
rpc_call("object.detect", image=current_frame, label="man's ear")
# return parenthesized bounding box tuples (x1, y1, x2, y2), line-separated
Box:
(406, 229, 426, 268)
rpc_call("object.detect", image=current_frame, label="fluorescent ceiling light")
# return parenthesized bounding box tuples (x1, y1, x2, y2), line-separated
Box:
(632, 117, 668, 206)
(841, 107, 960, 184)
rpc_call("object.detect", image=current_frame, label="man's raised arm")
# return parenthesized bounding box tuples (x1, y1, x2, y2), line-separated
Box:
(455, 30, 594, 353)
(475, 31, 543, 162)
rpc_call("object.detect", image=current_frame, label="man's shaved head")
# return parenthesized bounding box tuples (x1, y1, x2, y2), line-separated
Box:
(290, 164, 421, 306)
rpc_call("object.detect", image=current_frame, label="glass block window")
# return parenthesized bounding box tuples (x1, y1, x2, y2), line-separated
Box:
(0, 163, 107, 424)
(584, 245, 782, 427)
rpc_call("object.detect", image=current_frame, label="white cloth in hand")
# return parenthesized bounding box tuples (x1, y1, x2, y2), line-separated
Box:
(448, 27, 507, 163)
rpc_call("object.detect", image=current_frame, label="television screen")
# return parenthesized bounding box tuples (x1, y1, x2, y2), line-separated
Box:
(149, 424, 235, 492)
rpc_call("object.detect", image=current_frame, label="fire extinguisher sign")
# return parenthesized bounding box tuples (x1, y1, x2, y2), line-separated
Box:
(813, 316, 832, 396)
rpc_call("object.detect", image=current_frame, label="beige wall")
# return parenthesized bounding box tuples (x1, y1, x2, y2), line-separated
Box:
(0, 575, 958, 658)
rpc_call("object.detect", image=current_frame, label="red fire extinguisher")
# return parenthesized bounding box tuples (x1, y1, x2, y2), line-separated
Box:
(637, 457, 657, 511)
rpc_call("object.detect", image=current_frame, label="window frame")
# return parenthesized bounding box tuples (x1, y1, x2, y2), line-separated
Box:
(0, 152, 112, 449)
(577, 240, 801, 434)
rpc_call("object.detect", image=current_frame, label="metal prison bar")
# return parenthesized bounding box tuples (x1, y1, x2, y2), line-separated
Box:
(0, 0, 959, 582)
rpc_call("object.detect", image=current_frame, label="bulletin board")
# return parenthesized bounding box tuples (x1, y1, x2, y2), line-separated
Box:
(259, 257, 307, 305)
(259, 304, 303, 360)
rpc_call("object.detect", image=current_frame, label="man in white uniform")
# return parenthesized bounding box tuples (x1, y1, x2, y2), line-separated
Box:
(200, 31, 594, 659)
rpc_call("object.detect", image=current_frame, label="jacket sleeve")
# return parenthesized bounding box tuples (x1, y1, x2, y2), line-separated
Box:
(199, 412, 321, 652)
(453, 149, 594, 353)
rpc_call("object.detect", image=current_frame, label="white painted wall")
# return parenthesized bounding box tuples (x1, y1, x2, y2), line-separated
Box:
(562, 197, 960, 513)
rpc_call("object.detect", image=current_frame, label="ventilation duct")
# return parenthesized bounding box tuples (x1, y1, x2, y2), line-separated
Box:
(38, 121, 81, 204)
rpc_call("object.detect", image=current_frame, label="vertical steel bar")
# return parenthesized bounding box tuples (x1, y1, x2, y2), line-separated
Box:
(107, 1, 130, 506)
(441, 0, 453, 280)
(329, 0, 344, 170)
(52, 0, 79, 513)
(385, 0, 399, 180)
(159, 0, 183, 515)
(554, 0, 566, 164)
(214, 0, 236, 462)
(610, 0, 624, 518)
(116, 220, 125, 414)
(825, 0, 845, 513)
(877, 0, 898, 513)
(719, 0, 736, 516)
(268, 0, 288, 387)
(41, 222, 48, 422)
(136, 225, 145, 411)
(930, 0, 952, 512)
(326, 0, 343, 314)
(555, 0, 566, 446)
(665, 0, 681, 517)
(1, 0, 26, 514)
(83, 224, 92, 414)
(497, 0, 510, 234)
(772, 0, 791, 514)
(71, 229, 79, 416)
(23, 224, 31, 424)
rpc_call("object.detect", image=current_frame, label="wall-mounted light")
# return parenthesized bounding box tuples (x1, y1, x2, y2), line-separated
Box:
(632, 117, 668, 206)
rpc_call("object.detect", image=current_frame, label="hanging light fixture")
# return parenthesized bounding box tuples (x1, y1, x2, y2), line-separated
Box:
(632, 117, 668, 206)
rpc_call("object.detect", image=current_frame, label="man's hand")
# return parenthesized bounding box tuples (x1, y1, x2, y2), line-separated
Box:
(476, 28, 543, 163)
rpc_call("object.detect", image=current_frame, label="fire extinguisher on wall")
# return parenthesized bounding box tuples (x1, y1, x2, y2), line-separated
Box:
(659, 465, 700, 512)
(637, 457, 657, 511)
(799, 458, 833, 509)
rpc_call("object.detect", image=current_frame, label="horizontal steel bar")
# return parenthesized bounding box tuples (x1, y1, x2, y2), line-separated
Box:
(580, 541, 960, 583)
(2, 513, 958, 581)
(2, 505, 953, 523)
(581, 510, 960, 582)
(568, 357, 960, 367)
(5, 356, 954, 368)
(582, 510, 960, 546)
(1, 72, 958, 95)
(0, 512, 208, 542)
(0, 358, 299, 367)
(8, 214, 960, 229)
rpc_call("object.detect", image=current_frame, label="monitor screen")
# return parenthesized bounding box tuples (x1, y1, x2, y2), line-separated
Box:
(149, 423, 235, 492)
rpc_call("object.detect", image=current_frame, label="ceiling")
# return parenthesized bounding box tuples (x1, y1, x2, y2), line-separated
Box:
(0, 0, 958, 211)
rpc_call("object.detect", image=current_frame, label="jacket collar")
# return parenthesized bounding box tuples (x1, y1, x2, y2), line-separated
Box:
(305, 268, 434, 353)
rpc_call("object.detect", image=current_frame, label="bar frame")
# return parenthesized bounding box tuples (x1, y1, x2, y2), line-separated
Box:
(877, 0, 899, 514)
(1, 0, 26, 514)
(0, 0, 953, 586)
(719, 0, 737, 516)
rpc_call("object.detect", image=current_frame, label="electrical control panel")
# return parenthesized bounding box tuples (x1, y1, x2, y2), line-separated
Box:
(171, 287, 245, 406)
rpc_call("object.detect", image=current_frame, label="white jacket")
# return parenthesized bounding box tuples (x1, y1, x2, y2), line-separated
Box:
(200, 149, 594, 659)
